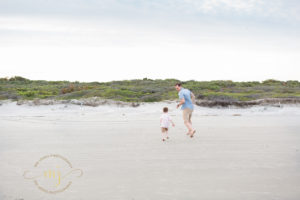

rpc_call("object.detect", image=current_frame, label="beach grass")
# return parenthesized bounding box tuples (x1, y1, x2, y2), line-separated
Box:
(1, 76, 300, 102)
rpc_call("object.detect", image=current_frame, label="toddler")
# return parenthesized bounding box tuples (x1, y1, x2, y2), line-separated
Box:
(160, 107, 175, 141)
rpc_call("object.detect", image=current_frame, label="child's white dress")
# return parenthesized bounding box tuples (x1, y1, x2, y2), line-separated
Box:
(160, 113, 172, 128)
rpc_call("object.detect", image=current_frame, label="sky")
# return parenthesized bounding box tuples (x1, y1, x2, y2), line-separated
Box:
(0, 0, 300, 82)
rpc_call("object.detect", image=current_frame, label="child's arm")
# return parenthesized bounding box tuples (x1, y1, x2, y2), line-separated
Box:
(170, 120, 175, 127)
(169, 117, 175, 127)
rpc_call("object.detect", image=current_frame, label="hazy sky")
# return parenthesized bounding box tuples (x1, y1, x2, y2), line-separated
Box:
(0, 0, 299, 82)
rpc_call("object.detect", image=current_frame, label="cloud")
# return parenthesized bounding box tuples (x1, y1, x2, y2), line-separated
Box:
(0, 1, 299, 81)
(194, 0, 263, 13)
(0, 0, 299, 48)
(0, 16, 192, 47)
(0, 0, 299, 21)
(179, 0, 297, 20)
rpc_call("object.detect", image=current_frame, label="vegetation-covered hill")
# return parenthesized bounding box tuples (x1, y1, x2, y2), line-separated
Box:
(1, 76, 300, 103)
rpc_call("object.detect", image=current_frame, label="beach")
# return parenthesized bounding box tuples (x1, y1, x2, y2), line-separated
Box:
(0, 101, 300, 200)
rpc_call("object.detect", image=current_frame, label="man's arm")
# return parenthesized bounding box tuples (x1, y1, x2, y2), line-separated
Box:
(191, 92, 196, 104)
(176, 98, 185, 109)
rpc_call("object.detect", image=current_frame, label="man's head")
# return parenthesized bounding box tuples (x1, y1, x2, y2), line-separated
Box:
(175, 83, 182, 92)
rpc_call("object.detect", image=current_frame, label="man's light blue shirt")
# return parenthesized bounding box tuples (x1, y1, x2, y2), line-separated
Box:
(178, 88, 194, 110)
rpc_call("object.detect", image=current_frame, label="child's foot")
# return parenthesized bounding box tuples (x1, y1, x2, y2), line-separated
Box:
(162, 138, 166, 142)
(166, 136, 169, 139)
(190, 129, 196, 138)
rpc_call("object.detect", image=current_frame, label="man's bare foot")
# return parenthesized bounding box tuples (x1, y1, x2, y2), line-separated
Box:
(190, 130, 196, 138)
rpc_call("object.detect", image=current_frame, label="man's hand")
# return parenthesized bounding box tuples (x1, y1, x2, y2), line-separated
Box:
(177, 98, 185, 109)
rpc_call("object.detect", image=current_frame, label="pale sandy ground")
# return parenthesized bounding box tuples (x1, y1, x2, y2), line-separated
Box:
(0, 102, 300, 200)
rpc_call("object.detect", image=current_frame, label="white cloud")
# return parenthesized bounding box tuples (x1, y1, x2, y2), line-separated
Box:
(181, 0, 300, 24)
(190, 0, 263, 13)
(0, 17, 192, 48)
(1, 45, 299, 82)
(0, 1, 299, 81)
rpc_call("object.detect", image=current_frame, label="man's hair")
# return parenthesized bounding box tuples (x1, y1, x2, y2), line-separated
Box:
(163, 107, 168, 113)
(175, 83, 182, 87)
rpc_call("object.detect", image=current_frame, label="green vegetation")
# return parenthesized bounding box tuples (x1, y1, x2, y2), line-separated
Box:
(1, 76, 300, 102)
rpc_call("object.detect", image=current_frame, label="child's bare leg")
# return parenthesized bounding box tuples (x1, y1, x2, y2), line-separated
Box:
(161, 128, 166, 141)
(166, 131, 169, 139)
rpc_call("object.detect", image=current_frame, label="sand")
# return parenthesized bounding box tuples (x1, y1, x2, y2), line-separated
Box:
(0, 102, 300, 200)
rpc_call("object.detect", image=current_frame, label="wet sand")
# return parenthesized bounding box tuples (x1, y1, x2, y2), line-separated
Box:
(0, 102, 300, 200)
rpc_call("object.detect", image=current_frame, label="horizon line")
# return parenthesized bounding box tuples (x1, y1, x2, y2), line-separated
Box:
(1, 76, 300, 83)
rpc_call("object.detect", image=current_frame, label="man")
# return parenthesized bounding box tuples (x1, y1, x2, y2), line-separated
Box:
(175, 83, 196, 137)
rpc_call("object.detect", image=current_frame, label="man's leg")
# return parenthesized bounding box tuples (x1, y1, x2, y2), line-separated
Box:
(189, 110, 196, 137)
(189, 110, 193, 124)
(183, 109, 193, 133)
(184, 121, 193, 132)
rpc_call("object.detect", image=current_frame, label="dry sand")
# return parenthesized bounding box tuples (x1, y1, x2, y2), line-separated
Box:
(0, 102, 300, 200)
